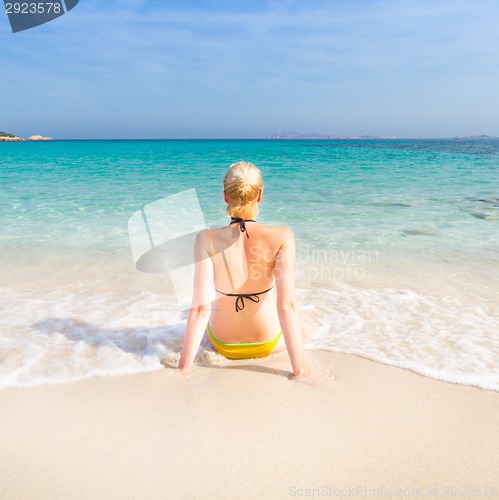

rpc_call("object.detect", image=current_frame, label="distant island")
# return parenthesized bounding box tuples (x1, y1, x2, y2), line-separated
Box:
(0, 131, 23, 141)
(266, 131, 499, 140)
(265, 131, 397, 140)
(454, 135, 499, 140)
(0, 131, 53, 141)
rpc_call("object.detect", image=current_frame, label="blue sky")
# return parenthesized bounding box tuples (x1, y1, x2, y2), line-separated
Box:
(1, 0, 499, 138)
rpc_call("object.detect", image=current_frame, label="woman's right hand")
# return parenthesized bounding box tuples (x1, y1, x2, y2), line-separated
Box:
(291, 369, 336, 385)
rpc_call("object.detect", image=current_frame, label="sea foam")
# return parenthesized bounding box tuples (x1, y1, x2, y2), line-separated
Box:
(1, 283, 498, 391)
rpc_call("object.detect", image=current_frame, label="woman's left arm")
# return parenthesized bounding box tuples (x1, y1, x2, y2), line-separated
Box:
(178, 231, 213, 373)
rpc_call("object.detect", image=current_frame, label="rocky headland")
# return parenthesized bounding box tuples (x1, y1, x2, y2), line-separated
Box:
(0, 131, 53, 141)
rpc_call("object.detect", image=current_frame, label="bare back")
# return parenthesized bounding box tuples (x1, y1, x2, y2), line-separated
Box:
(203, 222, 288, 343)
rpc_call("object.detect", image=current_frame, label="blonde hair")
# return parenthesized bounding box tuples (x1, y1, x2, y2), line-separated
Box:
(223, 161, 263, 219)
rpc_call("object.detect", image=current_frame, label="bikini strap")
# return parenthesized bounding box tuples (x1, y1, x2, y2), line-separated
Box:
(230, 217, 256, 239)
(206, 229, 216, 257)
(215, 284, 274, 312)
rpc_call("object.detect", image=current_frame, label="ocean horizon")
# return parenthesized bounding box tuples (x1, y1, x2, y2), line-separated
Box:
(6, 136, 499, 140)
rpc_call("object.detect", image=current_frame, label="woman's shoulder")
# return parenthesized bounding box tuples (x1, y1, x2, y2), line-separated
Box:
(193, 229, 212, 253)
(202, 222, 294, 242)
(260, 223, 294, 236)
(257, 223, 295, 246)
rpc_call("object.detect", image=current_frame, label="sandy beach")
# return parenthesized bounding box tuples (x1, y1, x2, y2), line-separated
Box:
(1, 350, 497, 499)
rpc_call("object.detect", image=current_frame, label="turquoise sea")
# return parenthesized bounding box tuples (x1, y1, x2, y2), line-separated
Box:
(1, 139, 498, 389)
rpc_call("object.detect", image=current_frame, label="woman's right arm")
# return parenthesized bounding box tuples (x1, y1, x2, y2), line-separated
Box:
(275, 227, 308, 377)
(178, 231, 213, 374)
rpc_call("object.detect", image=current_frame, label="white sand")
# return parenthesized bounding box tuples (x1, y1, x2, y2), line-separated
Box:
(1, 351, 498, 499)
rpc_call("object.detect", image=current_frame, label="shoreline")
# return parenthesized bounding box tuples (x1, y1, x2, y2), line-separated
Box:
(1, 351, 497, 499)
(1, 245, 498, 392)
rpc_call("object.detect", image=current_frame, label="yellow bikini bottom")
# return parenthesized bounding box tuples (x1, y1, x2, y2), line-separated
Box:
(206, 322, 282, 360)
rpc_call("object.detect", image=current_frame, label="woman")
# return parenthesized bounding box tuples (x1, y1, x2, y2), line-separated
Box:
(178, 161, 331, 383)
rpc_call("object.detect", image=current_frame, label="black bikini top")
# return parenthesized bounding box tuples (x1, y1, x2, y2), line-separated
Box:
(215, 284, 275, 312)
(216, 216, 274, 312)
(230, 217, 256, 238)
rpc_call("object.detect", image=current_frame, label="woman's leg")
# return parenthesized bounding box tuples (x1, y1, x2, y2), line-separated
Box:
(270, 331, 287, 354)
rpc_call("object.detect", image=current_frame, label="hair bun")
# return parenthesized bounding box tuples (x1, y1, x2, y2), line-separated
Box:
(223, 161, 264, 219)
